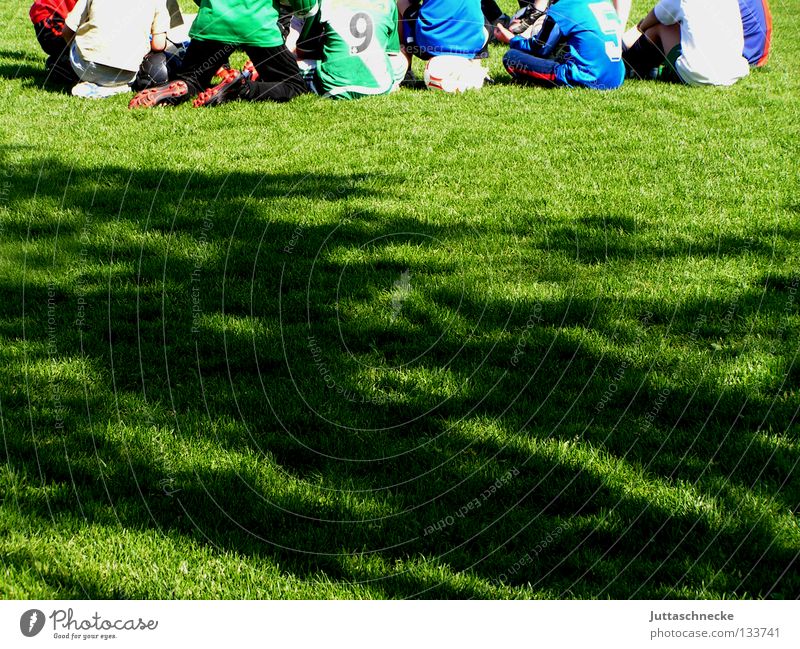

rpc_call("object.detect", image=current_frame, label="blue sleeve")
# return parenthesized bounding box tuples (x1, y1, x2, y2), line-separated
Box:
(509, 35, 533, 53)
(508, 15, 562, 57)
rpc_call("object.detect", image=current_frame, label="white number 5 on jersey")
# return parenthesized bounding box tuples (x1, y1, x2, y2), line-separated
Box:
(588, 1, 622, 62)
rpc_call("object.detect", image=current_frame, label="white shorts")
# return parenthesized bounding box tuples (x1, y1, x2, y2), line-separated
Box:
(69, 43, 137, 87)
(297, 54, 408, 95)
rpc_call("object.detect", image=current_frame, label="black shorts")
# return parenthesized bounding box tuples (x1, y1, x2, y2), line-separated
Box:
(33, 16, 67, 57)
(400, 4, 489, 60)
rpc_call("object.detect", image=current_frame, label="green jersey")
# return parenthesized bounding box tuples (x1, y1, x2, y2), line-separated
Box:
(303, 0, 401, 99)
(191, 0, 318, 48)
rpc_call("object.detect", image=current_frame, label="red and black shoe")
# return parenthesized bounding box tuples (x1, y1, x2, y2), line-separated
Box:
(192, 70, 246, 108)
(129, 80, 190, 108)
(214, 64, 235, 83)
(242, 60, 259, 82)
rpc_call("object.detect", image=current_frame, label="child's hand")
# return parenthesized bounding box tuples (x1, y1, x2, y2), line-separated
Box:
(151, 32, 167, 52)
(493, 23, 513, 44)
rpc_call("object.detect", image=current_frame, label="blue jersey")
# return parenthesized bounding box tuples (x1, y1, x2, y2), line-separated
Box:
(416, 0, 486, 58)
(509, 0, 623, 89)
(739, 0, 771, 66)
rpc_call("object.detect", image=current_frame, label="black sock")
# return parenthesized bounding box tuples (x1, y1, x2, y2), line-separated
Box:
(623, 36, 665, 79)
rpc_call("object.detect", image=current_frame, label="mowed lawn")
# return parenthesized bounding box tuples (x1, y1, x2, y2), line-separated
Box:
(1, 0, 799, 599)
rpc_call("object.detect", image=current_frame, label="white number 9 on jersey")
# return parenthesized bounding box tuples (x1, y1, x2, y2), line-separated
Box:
(349, 12, 374, 54)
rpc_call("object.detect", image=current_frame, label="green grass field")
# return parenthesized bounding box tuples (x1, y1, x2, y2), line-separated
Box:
(1, 0, 798, 599)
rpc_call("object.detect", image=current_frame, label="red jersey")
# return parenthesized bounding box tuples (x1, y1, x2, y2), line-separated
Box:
(29, 0, 77, 24)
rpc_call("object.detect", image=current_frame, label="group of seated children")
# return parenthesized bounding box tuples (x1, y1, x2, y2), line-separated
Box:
(621, 0, 770, 86)
(29, 0, 772, 104)
(31, 0, 187, 97)
(495, 0, 770, 89)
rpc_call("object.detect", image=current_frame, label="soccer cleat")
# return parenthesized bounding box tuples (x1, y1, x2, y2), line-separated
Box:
(214, 64, 234, 82)
(508, 4, 546, 34)
(624, 64, 660, 80)
(128, 80, 190, 108)
(192, 70, 245, 107)
(242, 60, 260, 82)
(400, 68, 425, 90)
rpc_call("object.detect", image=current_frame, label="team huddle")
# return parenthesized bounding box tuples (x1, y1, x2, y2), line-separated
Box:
(30, 0, 772, 104)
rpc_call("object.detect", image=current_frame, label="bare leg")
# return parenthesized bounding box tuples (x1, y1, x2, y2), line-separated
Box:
(622, 20, 680, 79)
(396, 0, 413, 67)
(644, 22, 680, 55)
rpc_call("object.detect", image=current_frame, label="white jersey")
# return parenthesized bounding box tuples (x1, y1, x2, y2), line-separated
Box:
(654, 0, 750, 86)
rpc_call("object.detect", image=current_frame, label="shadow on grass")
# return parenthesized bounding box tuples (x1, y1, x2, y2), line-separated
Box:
(2, 155, 798, 598)
(0, 62, 49, 83)
(0, 48, 72, 91)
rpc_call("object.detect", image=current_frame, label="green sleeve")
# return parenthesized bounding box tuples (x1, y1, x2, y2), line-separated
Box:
(298, 10, 320, 44)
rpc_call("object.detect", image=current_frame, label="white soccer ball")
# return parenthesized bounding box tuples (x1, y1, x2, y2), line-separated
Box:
(423, 56, 487, 93)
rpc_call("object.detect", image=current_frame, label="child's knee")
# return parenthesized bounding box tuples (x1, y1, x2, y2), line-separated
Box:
(643, 24, 661, 42)
(502, 50, 522, 75)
